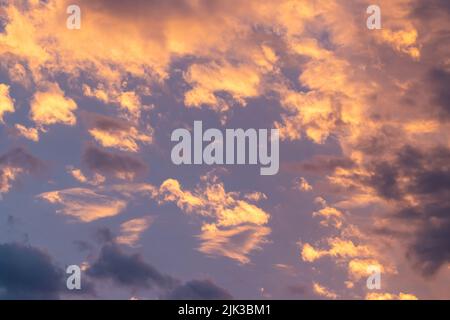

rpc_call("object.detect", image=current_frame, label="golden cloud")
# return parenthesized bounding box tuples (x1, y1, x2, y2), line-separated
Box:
(30, 84, 77, 127)
(0, 84, 14, 123)
(117, 217, 154, 247)
(38, 188, 127, 222)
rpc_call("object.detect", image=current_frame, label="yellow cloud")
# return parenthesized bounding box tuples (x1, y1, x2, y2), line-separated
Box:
(313, 282, 338, 299)
(184, 62, 260, 109)
(157, 177, 271, 263)
(0, 84, 14, 123)
(313, 206, 343, 229)
(159, 179, 206, 213)
(217, 200, 269, 227)
(348, 259, 384, 281)
(296, 177, 313, 192)
(301, 238, 373, 262)
(30, 84, 77, 126)
(38, 188, 126, 222)
(0, 166, 23, 195)
(379, 29, 421, 59)
(117, 217, 154, 247)
(67, 167, 105, 186)
(198, 223, 270, 264)
(89, 127, 152, 152)
(14, 124, 39, 142)
(366, 292, 418, 300)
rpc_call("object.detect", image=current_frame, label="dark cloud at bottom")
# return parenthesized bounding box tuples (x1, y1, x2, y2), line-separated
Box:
(0, 243, 63, 299)
(85, 238, 233, 299)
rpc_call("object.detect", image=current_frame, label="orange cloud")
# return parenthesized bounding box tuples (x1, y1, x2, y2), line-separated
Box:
(38, 188, 127, 222)
(30, 84, 77, 127)
(0, 84, 14, 123)
(117, 217, 154, 247)
(157, 176, 271, 263)
(313, 282, 338, 299)
(14, 124, 39, 142)
(366, 292, 418, 300)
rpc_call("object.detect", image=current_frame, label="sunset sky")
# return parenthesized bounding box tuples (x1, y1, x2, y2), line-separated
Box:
(0, 0, 449, 299)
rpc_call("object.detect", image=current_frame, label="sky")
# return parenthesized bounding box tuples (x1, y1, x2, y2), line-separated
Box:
(0, 0, 449, 300)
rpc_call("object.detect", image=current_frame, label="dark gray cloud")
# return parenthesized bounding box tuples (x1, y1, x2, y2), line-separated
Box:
(283, 155, 355, 174)
(366, 146, 450, 199)
(0, 147, 43, 193)
(0, 147, 42, 172)
(87, 243, 178, 290)
(0, 243, 63, 299)
(164, 279, 232, 300)
(83, 145, 147, 180)
(82, 112, 132, 133)
(428, 69, 450, 119)
(86, 240, 232, 299)
(412, 0, 450, 19)
(95, 227, 116, 244)
(364, 145, 450, 276)
(0, 242, 97, 299)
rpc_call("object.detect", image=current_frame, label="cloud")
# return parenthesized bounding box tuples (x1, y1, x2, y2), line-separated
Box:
(84, 113, 152, 152)
(312, 282, 337, 300)
(164, 279, 232, 300)
(158, 179, 205, 213)
(83, 146, 148, 181)
(184, 62, 261, 111)
(301, 238, 373, 263)
(116, 217, 154, 247)
(38, 188, 127, 222)
(13, 124, 39, 142)
(312, 206, 343, 229)
(347, 259, 384, 281)
(284, 155, 355, 175)
(0, 0, 449, 299)
(67, 167, 105, 186)
(0, 83, 14, 123)
(295, 177, 313, 192)
(351, 145, 450, 276)
(30, 83, 77, 127)
(157, 176, 271, 264)
(366, 292, 418, 300)
(199, 223, 270, 264)
(87, 243, 177, 290)
(0, 147, 42, 196)
(0, 243, 63, 299)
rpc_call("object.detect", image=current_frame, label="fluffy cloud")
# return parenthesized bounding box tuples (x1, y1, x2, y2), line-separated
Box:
(0, 83, 14, 123)
(157, 176, 271, 264)
(67, 167, 105, 186)
(312, 282, 337, 299)
(13, 124, 39, 142)
(84, 113, 152, 152)
(0, 0, 449, 299)
(199, 223, 270, 264)
(0, 243, 63, 299)
(30, 83, 77, 127)
(87, 243, 178, 290)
